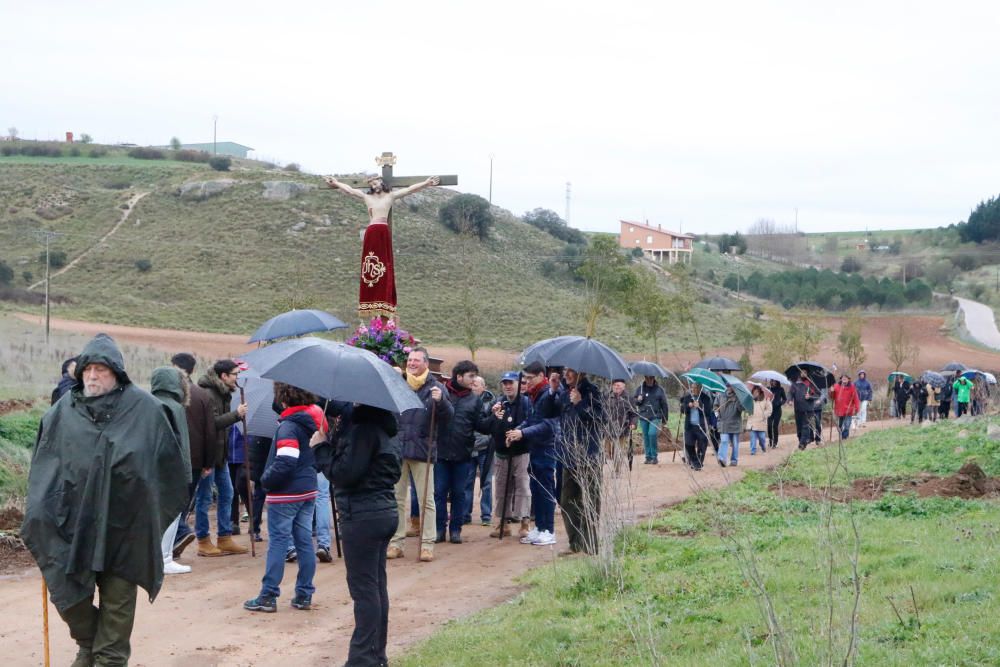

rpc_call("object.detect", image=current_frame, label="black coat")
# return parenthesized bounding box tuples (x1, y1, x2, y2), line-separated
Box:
(397, 374, 454, 462)
(680, 390, 714, 432)
(319, 406, 402, 522)
(558, 377, 604, 466)
(770, 385, 787, 411)
(634, 381, 669, 422)
(438, 380, 490, 462)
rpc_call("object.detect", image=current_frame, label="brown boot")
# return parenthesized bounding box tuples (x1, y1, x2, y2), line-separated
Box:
(419, 548, 434, 562)
(197, 536, 223, 557)
(518, 519, 531, 539)
(490, 522, 511, 538)
(386, 545, 404, 559)
(406, 516, 420, 537)
(216, 535, 249, 555)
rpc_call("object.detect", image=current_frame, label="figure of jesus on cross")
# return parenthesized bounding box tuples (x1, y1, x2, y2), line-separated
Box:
(324, 152, 456, 321)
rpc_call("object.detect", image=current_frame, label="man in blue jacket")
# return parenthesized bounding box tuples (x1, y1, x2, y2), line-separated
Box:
(853, 370, 873, 430)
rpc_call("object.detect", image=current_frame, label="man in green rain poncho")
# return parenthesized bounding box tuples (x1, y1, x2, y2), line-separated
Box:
(21, 334, 189, 666)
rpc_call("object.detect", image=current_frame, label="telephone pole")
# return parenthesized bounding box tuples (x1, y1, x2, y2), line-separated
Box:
(565, 182, 571, 225)
(33, 230, 64, 344)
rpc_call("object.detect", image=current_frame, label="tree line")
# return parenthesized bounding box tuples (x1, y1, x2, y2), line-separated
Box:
(732, 267, 933, 310)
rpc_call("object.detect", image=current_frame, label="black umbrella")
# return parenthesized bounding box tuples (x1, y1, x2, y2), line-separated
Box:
(920, 370, 947, 388)
(241, 337, 423, 413)
(629, 360, 669, 378)
(940, 361, 967, 373)
(520, 336, 632, 379)
(231, 371, 279, 438)
(248, 309, 348, 344)
(785, 361, 836, 389)
(692, 356, 742, 372)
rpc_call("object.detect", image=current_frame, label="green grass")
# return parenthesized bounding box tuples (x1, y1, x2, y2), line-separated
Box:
(0, 407, 42, 504)
(398, 421, 1000, 666)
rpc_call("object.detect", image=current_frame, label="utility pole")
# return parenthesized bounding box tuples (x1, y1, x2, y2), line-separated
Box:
(565, 182, 571, 225)
(33, 230, 63, 345)
(488, 154, 494, 205)
(213, 114, 218, 155)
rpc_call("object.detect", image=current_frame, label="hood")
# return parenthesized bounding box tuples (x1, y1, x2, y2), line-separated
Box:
(352, 404, 399, 438)
(150, 366, 188, 406)
(60, 356, 77, 377)
(857, 371, 867, 379)
(197, 367, 231, 396)
(74, 333, 130, 385)
(279, 404, 329, 432)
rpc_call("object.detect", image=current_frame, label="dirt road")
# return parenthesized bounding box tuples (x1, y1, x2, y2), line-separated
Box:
(0, 424, 895, 666)
(954, 296, 1000, 350)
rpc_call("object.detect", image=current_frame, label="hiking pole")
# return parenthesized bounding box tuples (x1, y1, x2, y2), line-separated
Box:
(238, 385, 255, 558)
(41, 580, 50, 667)
(672, 412, 681, 463)
(416, 400, 438, 557)
(331, 494, 342, 558)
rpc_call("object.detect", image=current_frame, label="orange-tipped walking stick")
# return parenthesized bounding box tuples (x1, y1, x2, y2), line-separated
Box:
(42, 579, 50, 667)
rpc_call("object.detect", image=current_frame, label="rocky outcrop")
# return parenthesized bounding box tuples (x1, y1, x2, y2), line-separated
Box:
(178, 180, 238, 201)
(262, 181, 315, 200)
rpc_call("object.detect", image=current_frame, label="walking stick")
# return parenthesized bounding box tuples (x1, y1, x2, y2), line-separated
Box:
(41, 580, 50, 667)
(416, 400, 438, 557)
(331, 493, 342, 558)
(238, 386, 255, 558)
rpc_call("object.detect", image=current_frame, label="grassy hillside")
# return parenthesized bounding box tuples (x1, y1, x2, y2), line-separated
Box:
(0, 153, 743, 352)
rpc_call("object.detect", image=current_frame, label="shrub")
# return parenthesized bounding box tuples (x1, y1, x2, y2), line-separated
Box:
(40, 250, 67, 268)
(841, 256, 862, 273)
(283, 162, 301, 172)
(88, 147, 107, 158)
(0, 260, 13, 286)
(21, 271, 32, 283)
(79, 133, 93, 144)
(128, 147, 165, 160)
(134, 259, 152, 273)
(174, 149, 211, 163)
(0, 145, 15, 156)
(69, 146, 81, 157)
(631, 247, 644, 258)
(209, 156, 231, 171)
(102, 178, 131, 190)
(439, 193, 493, 240)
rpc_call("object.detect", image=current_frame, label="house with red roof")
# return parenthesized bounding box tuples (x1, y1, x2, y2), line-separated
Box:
(618, 220, 694, 264)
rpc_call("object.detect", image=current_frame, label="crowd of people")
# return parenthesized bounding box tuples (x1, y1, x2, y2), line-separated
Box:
(28, 336, 997, 666)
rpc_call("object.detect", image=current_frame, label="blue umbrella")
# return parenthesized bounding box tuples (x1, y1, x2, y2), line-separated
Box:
(520, 336, 632, 380)
(241, 337, 423, 413)
(248, 309, 348, 344)
(961, 369, 983, 381)
(920, 370, 946, 388)
(629, 360, 669, 378)
(693, 356, 742, 372)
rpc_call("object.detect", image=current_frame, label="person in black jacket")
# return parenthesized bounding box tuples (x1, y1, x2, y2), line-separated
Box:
(558, 368, 605, 555)
(910, 381, 928, 424)
(435, 360, 489, 544)
(314, 405, 401, 667)
(892, 377, 909, 419)
(679, 383, 713, 470)
(634, 376, 669, 465)
(50, 356, 77, 405)
(485, 371, 532, 538)
(938, 381, 953, 419)
(766, 380, 786, 449)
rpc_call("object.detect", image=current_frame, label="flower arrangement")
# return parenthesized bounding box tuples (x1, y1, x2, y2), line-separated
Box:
(347, 317, 415, 367)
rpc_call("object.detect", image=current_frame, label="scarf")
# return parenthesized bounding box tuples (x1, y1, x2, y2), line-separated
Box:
(445, 378, 470, 398)
(407, 368, 429, 392)
(526, 379, 546, 401)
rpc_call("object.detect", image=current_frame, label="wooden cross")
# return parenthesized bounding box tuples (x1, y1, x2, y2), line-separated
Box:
(337, 152, 458, 227)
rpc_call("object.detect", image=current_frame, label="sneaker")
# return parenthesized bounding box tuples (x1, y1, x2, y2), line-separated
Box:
(520, 527, 540, 544)
(173, 533, 195, 559)
(253, 532, 263, 542)
(481, 518, 492, 527)
(285, 549, 297, 563)
(449, 533, 462, 544)
(531, 530, 556, 546)
(241, 512, 250, 523)
(244, 595, 277, 613)
(290, 596, 312, 610)
(163, 560, 191, 575)
(316, 546, 333, 563)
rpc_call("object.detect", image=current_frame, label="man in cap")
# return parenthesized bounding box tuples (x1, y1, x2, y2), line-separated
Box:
(22, 334, 189, 666)
(485, 371, 532, 538)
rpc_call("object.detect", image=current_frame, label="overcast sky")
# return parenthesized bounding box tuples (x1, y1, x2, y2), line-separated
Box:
(5, 1, 1000, 234)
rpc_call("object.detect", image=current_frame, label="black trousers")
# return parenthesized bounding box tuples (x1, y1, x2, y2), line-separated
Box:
(767, 407, 782, 447)
(684, 428, 708, 468)
(939, 401, 951, 419)
(957, 401, 968, 417)
(229, 463, 251, 529)
(794, 410, 808, 445)
(341, 512, 396, 667)
(560, 465, 601, 554)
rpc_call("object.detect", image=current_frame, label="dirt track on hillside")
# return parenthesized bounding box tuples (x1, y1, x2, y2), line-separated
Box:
(18, 313, 1000, 382)
(1, 421, 905, 666)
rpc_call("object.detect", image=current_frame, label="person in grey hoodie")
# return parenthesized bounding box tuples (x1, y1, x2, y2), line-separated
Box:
(716, 386, 744, 467)
(853, 370, 873, 429)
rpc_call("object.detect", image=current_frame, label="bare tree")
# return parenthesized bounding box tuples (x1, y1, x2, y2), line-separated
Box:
(885, 321, 918, 371)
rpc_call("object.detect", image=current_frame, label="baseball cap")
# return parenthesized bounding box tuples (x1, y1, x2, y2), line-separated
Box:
(500, 371, 520, 383)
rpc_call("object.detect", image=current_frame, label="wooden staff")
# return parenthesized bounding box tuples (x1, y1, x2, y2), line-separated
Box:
(238, 386, 256, 558)
(42, 580, 50, 667)
(416, 400, 438, 557)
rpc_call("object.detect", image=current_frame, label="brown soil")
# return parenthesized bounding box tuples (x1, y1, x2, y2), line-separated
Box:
(772, 462, 1000, 502)
(0, 399, 34, 417)
(0, 506, 24, 531)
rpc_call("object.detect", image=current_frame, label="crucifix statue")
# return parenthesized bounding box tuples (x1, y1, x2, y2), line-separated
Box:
(325, 152, 458, 321)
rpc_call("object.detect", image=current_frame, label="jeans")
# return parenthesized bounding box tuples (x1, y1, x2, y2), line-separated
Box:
(463, 448, 494, 523)
(749, 430, 766, 454)
(838, 415, 852, 439)
(315, 472, 332, 549)
(434, 460, 472, 536)
(639, 418, 660, 461)
(260, 500, 316, 600)
(195, 466, 234, 539)
(341, 513, 396, 667)
(718, 432, 740, 464)
(529, 455, 557, 533)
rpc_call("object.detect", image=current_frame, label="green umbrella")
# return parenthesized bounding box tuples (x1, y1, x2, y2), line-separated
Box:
(888, 371, 913, 383)
(681, 367, 727, 393)
(722, 374, 755, 413)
